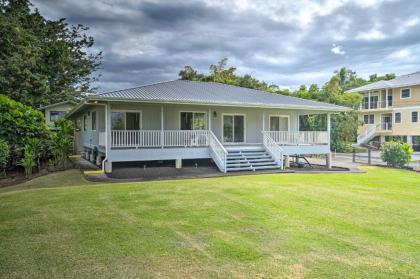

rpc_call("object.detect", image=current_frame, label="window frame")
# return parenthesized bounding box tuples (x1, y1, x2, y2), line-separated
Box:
(400, 88, 411, 99)
(268, 115, 290, 132)
(363, 114, 375, 125)
(49, 110, 66, 122)
(221, 113, 247, 144)
(91, 111, 97, 131)
(111, 110, 142, 130)
(411, 111, 419, 123)
(394, 112, 402, 124)
(83, 115, 87, 131)
(179, 111, 207, 130)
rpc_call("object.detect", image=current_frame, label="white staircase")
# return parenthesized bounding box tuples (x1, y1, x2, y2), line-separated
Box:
(356, 124, 379, 146)
(225, 148, 281, 172)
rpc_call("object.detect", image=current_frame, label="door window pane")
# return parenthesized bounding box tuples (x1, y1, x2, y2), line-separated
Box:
(270, 117, 280, 131)
(181, 112, 193, 130)
(234, 115, 244, 142)
(193, 113, 205, 130)
(111, 112, 125, 130)
(126, 112, 140, 130)
(223, 115, 234, 142)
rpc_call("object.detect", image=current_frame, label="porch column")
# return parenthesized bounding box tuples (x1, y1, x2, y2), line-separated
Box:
(326, 153, 332, 169)
(385, 88, 389, 108)
(407, 135, 413, 147)
(208, 108, 211, 131)
(105, 102, 112, 173)
(368, 90, 371, 109)
(296, 112, 300, 132)
(327, 113, 331, 149)
(161, 105, 164, 148)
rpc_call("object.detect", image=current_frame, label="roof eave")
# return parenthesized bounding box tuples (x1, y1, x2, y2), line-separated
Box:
(86, 96, 351, 112)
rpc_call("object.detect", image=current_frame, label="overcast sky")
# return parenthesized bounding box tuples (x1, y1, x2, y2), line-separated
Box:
(33, 0, 420, 92)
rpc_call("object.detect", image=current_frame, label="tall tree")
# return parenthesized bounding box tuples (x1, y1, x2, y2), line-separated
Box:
(0, 0, 102, 107)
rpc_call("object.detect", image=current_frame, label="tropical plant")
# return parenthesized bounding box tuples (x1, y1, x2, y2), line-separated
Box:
(26, 138, 43, 172)
(50, 118, 74, 169)
(0, 0, 102, 107)
(18, 148, 36, 177)
(0, 139, 10, 176)
(380, 141, 413, 168)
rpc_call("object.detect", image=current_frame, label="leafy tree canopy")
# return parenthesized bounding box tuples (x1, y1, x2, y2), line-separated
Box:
(0, 0, 102, 107)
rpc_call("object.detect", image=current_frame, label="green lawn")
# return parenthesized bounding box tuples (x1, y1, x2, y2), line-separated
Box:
(0, 167, 419, 278)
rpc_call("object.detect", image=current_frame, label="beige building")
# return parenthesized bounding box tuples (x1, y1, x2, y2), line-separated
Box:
(40, 101, 76, 129)
(345, 71, 420, 151)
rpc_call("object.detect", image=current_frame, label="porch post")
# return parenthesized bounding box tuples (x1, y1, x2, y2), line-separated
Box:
(385, 88, 389, 108)
(326, 113, 332, 169)
(368, 90, 371, 109)
(161, 105, 164, 149)
(208, 108, 211, 130)
(104, 102, 113, 173)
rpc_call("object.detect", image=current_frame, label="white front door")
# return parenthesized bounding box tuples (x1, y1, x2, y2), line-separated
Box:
(223, 114, 245, 143)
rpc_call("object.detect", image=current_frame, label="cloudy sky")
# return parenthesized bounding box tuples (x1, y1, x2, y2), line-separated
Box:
(33, 0, 420, 92)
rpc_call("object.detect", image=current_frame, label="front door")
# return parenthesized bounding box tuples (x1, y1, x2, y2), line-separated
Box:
(382, 114, 392, 130)
(223, 114, 245, 143)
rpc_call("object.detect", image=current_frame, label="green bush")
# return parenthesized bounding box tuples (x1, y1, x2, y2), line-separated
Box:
(18, 148, 36, 177)
(50, 118, 74, 169)
(0, 94, 49, 158)
(0, 139, 10, 176)
(380, 141, 413, 168)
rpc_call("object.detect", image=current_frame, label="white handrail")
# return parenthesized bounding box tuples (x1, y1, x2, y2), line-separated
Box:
(265, 131, 329, 145)
(208, 131, 227, 173)
(357, 124, 379, 144)
(262, 131, 284, 169)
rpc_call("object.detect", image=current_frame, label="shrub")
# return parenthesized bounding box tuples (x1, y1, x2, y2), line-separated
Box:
(0, 94, 49, 160)
(18, 148, 36, 177)
(50, 118, 74, 169)
(0, 139, 10, 176)
(380, 141, 413, 168)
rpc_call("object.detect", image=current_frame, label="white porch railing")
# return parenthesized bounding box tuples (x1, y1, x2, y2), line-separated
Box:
(208, 131, 227, 172)
(111, 130, 209, 148)
(265, 131, 329, 145)
(357, 124, 378, 145)
(262, 131, 284, 169)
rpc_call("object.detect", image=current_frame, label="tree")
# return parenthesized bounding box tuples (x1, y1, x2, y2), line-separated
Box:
(0, 139, 10, 176)
(0, 0, 102, 107)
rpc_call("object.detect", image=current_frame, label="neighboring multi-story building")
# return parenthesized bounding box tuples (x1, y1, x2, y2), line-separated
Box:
(345, 71, 420, 151)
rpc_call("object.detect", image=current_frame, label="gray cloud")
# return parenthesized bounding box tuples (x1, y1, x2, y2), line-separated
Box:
(32, 0, 420, 91)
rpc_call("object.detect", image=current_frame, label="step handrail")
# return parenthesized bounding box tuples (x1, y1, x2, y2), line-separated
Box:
(357, 124, 379, 144)
(208, 131, 228, 173)
(262, 131, 284, 169)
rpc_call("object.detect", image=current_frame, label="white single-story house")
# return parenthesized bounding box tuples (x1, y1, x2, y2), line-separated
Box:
(67, 80, 350, 173)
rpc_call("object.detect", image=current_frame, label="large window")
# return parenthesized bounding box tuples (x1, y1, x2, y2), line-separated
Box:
(91, 111, 97, 130)
(180, 112, 206, 130)
(50, 111, 66, 122)
(111, 111, 141, 130)
(269, 116, 289, 131)
(401, 88, 411, 99)
(363, 114, 374, 124)
(394, 112, 401, 124)
(370, 95, 378, 109)
(412, 111, 418, 123)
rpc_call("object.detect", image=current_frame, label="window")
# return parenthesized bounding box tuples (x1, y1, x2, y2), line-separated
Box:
(363, 114, 374, 124)
(401, 88, 411, 99)
(394, 112, 401, 124)
(412, 111, 418, 123)
(180, 112, 206, 130)
(363, 96, 369, 109)
(269, 116, 289, 131)
(370, 95, 378, 109)
(91, 111, 97, 130)
(111, 111, 141, 130)
(50, 111, 66, 122)
(83, 115, 87, 131)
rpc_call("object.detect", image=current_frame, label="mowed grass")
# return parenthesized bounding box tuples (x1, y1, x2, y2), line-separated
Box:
(0, 167, 419, 278)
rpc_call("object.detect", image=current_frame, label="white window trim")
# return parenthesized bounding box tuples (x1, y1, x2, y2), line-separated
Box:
(221, 113, 247, 144)
(111, 110, 142, 130)
(411, 111, 419, 123)
(91, 111, 97, 131)
(400, 88, 411, 99)
(268, 115, 290, 132)
(393, 112, 402, 124)
(179, 111, 207, 130)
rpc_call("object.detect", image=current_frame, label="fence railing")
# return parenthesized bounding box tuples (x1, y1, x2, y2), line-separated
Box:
(208, 131, 227, 172)
(262, 131, 284, 169)
(360, 100, 393, 110)
(264, 131, 329, 145)
(111, 130, 209, 148)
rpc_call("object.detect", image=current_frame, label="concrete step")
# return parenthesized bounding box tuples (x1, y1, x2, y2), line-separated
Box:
(251, 161, 278, 166)
(226, 166, 254, 172)
(252, 165, 281, 170)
